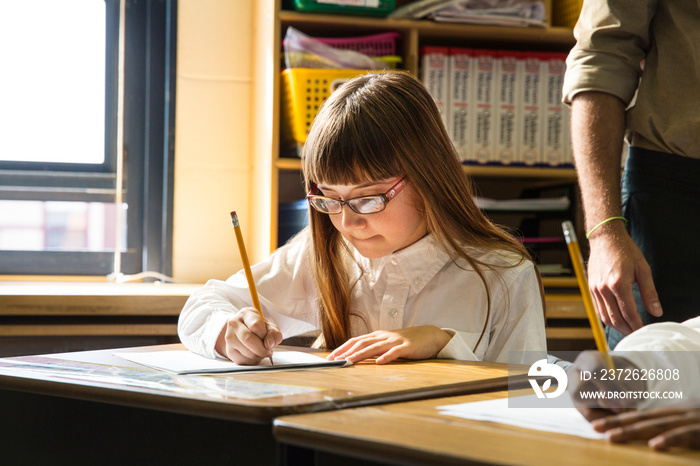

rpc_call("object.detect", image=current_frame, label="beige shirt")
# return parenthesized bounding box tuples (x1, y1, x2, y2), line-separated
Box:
(562, 0, 700, 157)
(178, 231, 546, 364)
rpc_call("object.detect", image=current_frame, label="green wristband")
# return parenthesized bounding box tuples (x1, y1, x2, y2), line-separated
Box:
(585, 216, 628, 239)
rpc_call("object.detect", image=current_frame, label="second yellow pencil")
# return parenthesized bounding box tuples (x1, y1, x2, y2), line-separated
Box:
(562, 220, 614, 370)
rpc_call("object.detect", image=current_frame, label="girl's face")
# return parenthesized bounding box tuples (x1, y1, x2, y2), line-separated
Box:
(315, 178, 428, 258)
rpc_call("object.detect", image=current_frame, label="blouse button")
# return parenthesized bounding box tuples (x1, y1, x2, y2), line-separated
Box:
(389, 308, 398, 317)
(413, 277, 423, 287)
(391, 257, 398, 265)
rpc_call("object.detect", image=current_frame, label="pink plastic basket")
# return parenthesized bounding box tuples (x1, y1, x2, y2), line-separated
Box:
(315, 32, 399, 57)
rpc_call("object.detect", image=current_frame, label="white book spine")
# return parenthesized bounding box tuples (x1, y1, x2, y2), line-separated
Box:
(495, 52, 520, 165)
(449, 49, 473, 162)
(519, 54, 543, 166)
(472, 51, 496, 164)
(542, 54, 567, 166)
(421, 47, 450, 132)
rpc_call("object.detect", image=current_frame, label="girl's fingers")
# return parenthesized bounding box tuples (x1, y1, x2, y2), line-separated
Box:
(265, 326, 284, 350)
(328, 333, 381, 360)
(332, 332, 411, 364)
(241, 310, 272, 340)
(222, 309, 279, 364)
(375, 345, 405, 364)
(225, 346, 262, 365)
(343, 340, 396, 363)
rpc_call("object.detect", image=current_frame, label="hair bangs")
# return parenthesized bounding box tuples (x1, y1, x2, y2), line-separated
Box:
(303, 79, 403, 187)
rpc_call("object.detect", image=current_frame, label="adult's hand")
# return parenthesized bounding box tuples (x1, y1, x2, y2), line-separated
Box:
(567, 350, 644, 421)
(592, 403, 700, 450)
(587, 224, 662, 335)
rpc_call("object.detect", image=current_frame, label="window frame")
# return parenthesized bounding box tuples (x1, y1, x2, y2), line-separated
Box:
(0, 0, 177, 277)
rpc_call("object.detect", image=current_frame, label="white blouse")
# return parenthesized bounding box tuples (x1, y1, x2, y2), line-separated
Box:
(178, 231, 546, 364)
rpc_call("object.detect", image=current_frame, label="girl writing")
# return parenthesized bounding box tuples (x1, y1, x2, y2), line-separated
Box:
(178, 72, 546, 365)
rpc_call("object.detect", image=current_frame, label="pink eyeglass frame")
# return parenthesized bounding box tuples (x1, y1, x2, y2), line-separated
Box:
(306, 176, 408, 214)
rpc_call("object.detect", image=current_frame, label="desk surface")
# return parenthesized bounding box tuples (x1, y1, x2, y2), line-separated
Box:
(0, 343, 529, 424)
(274, 391, 700, 466)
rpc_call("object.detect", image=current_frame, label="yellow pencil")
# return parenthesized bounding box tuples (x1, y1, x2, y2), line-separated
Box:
(562, 221, 614, 370)
(230, 211, 273, 365)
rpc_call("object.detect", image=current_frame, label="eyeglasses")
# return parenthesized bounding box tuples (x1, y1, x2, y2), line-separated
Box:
(307, 176, 408, 215)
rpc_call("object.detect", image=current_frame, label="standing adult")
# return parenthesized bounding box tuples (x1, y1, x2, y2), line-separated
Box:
(563, 0, 700, 348)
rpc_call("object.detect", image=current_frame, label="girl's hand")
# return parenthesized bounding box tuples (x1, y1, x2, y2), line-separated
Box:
(327, 325, 452, 364)
(215, 308, 283, 365)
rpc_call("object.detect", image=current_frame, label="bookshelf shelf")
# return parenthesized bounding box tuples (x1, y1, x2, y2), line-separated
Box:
(277, 157, 577, 180)
(279, 11, 575, 46)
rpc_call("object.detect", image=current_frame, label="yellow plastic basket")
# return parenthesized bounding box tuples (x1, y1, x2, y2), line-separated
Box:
(280, 68, 371, 145)
(552, 0, 583, 28)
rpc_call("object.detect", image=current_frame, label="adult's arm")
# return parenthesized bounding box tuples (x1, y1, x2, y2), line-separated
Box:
(570, 92, 662, 335)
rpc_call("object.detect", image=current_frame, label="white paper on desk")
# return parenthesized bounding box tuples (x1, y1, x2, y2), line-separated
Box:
(437, 392, 606, 440)
(114, 350, 349, 375)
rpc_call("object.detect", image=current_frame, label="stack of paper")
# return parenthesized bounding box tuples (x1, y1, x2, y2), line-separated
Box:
(390, 0, 546, 28)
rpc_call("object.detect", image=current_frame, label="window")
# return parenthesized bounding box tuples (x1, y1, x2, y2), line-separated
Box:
(0, 0, 177, 276)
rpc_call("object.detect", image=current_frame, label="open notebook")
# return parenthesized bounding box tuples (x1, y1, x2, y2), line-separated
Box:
(115, 350, 350, 375)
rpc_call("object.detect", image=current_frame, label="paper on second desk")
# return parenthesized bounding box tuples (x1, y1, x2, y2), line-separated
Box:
(437, 392, 606, 440)
(114, 350, 349, 375)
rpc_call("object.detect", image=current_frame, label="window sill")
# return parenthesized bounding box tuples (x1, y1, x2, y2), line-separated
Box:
(0, 282, 201, 341)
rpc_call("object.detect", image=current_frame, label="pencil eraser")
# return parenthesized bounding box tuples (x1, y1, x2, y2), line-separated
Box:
(230, 211, 236, 217)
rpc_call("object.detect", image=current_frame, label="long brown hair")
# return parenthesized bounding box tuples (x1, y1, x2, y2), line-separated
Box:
(302, 71, 535, 350)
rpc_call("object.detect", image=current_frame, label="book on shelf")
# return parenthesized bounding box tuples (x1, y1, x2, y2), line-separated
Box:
(448, 48, 473, 162)
(420, 46, 450, 131)
(519, 53, 543, 166)
(420, 47, 572, 168)
(472, 49, 496, 164)
(495, 50, 521, 165)
(541, 52, 571, 166)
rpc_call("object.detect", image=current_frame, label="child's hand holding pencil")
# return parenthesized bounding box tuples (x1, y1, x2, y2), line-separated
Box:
(211, 212, 283, 365)
(214, 308, 282, 365)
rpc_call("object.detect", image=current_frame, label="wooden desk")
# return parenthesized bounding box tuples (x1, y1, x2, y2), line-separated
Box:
(274, 391, 700, 466)
(0, 344, 530, 465)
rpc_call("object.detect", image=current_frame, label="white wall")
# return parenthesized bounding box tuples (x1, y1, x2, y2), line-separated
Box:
(173, 0, 254, 283)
